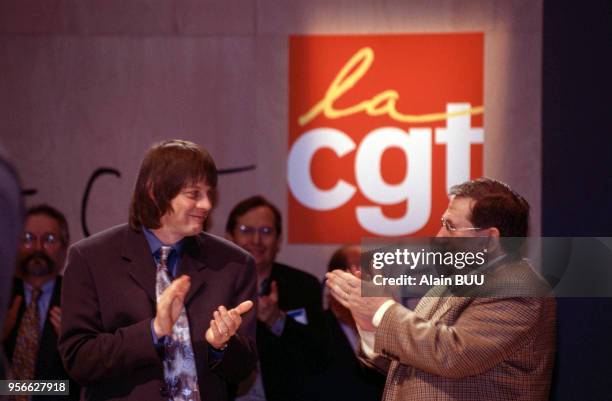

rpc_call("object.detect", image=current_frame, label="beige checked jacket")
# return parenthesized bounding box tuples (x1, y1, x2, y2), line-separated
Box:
(364, 259, 556, 401)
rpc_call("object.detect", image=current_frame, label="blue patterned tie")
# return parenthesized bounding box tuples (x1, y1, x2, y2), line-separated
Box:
(156, 246, 201, 401)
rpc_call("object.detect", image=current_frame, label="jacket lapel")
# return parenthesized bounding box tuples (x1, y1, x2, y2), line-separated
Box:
(179, 235, 208, 307)
(122, 228, 157, 303)
(121, 228, 209, 305)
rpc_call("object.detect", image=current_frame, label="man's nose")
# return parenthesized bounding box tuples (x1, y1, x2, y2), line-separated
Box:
(252, 230, 263, 245)
(32, 238, 45, 251)
(197, 195, 212, 211)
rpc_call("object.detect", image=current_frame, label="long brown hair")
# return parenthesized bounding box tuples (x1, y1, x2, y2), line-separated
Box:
(129, 140, 217, 230)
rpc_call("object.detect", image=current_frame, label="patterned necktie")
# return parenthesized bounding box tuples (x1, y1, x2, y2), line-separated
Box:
(10, 287, 42, 401)
(156, 246, 201, 401)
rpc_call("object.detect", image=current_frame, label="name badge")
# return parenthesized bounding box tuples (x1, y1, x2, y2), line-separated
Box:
(286, 308, 308, 325)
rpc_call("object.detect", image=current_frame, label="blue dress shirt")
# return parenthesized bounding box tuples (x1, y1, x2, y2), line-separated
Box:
(23, 278, 56, 333)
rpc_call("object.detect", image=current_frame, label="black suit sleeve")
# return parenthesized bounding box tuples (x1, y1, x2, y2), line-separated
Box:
(209, 252, 258, 383)
(0, 154, 23, 341)
(259, 272, 328, 373)
(58, 245, 162, 385)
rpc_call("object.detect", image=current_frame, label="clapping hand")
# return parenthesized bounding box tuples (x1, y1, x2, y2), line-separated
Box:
(205, 300, 254, 349)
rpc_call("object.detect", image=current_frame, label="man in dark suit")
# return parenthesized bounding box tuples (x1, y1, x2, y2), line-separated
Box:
(0, 149, 24, 379)
(304, 245, 384, 401)
(58, 140, 257, 401)
(2, 204, 79, 400)
(225, 196, 325, 401)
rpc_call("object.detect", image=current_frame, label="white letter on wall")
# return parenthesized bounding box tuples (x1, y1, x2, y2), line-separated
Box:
(435, 103, 484, 194)
(355, 127, 432, 235)
(287, 128, 356, 211)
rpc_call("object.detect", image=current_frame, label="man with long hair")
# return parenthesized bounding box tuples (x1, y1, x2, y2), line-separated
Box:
(59, 140, 257, 401)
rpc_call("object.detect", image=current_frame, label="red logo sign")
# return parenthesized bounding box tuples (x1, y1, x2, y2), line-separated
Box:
(288, 34, 484, 243)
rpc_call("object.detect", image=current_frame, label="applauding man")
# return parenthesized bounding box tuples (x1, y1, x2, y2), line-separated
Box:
(2, 204, 80, 400)
(226, 196, 325, 401)
(327, 178, 555, 401)
(59, 140, 257, 401)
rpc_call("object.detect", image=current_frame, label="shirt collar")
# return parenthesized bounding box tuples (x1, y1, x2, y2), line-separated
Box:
(24, 277, 56, 295)
(142, 226, 184, 257)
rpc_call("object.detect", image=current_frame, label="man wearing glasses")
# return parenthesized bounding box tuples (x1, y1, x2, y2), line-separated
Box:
(225, 196, 325, 401)
(2, 204, 80, 400)
(327, 178, 556, 401)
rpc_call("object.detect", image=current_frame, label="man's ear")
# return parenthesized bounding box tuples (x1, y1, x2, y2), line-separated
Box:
(275, 233, 283, 253)
(146, 181, 161, 211)
(488, 227, 500, 239)
(486, 227, 502, 254)
(146, 181, 154, 200)
(58, 247, 68, 274)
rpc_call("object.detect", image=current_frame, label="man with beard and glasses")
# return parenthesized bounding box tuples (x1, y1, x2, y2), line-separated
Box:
(1, 204, 80, 400)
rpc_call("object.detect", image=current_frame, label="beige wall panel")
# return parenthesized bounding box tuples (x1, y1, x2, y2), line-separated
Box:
(0, 0, 255, 35)
(0, 0, 542, 281)
(238, 36, 340, 276)
(484, 31, 542, 237)
(257, 0, 497, 34)
(1, 35, 256, 237)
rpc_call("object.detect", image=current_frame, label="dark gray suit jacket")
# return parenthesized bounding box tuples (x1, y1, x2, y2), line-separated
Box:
(4, 277, 80, 400)
(0, 149, 23, 380)
(0, 151, 23, 343)
(59, 224, 257, 401)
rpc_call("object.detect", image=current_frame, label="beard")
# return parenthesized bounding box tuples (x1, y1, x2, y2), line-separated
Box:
(19, 251, 56, 277)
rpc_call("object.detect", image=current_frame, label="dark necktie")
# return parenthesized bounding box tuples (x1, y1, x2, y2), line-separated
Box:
(156, 246, 201, 401)
(10, 287, 42, 401)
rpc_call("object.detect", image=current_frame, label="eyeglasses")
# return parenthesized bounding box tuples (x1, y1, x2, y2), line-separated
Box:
(237, 225, 276, 237)
(440, 217, 482, 232)
(22, 232, 60, 248)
